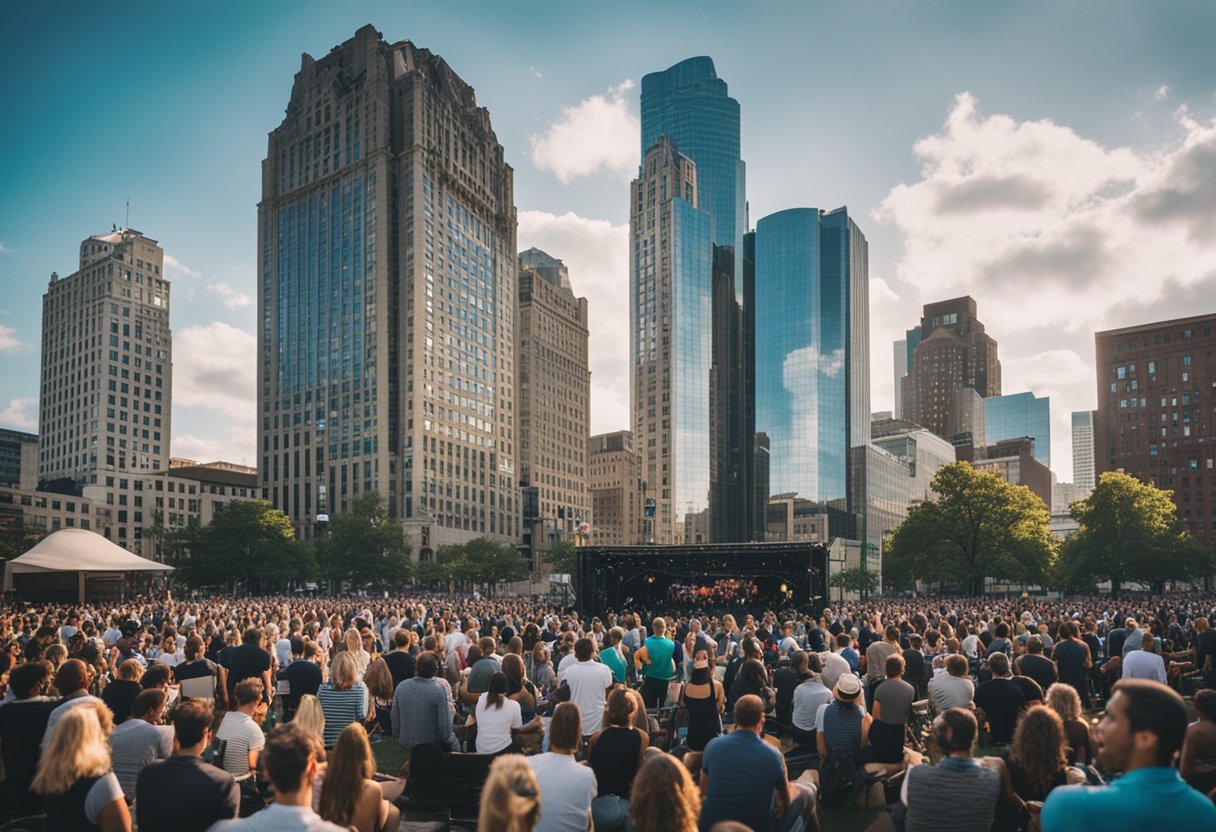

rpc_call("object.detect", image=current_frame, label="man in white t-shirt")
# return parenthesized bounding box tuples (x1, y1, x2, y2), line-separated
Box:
(216, 679, 266, 781)
(559, 638, 614, 736)
(443, 622, 469, 657)
(529, 702, 596, 832)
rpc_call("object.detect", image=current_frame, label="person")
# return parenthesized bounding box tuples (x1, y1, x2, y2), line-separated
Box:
(532, 643, 556, 694)
(317, 650, 369, 746)
(818, 641, 851, 693)
(1121, 631, 1167, 682)
(1042, 679, 1216, 829)
(293, 694, 326, 744)
(0, 659, 56, 816)
(899, 708, 1001, 832)
(1052, 621, 1092, 708)
(700, 694, 817, 832)
(560, 637, 614, 737)
(1045, 682, 1093, 766)
(903, 634, 928, 699)
(135, 698, 240, 832)
(478, 754, 541, 832)
(868, 654, 915, 770)
(363, 655, 396, 735)
(459, 636, 502, 706)
(211, 723, 347, 831)
(1005, 705, 1083, 827)
(727, 657, 773, 714)
(816, 674, 869, 766)
(32, 701, 131, 832)
(1197, 616, 1216, 689)
(927, 654, 973, 714)
(865, 626, 901, 709)
(1180, 688, 1216, 794)
(1121, 618, 1147, 658)
(475, 670, 530, 754)
(1015, 636, 1058, 692)
(43, 657, 103, 747)
(108, 688, 173, 799)
(588, 687, 649, 832)
(774, 651, 812, 729)
(172, 635, 219, 687)
(101, 659, 143, 726)
(391, 651, 458, 751)
(974, 652, 1026, 745)
(382, 628, 416, 691)
(317, 723, 401, 832)
(791, 653, 832, 749)
(220, 628, 273, 707)
(630, 752, 702, 832)
(600, 627, 629, 684)
(634, 617, 676, 709)
(215, 678, 267, 787)
(528, 702, 596, 832)
(679, 650, 725, 751)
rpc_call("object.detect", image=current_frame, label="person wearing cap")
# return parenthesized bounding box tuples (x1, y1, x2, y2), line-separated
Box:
(815, 673, 870, 763)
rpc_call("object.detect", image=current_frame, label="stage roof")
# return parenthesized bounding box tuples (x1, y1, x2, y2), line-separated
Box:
(6, 528, 174, 574)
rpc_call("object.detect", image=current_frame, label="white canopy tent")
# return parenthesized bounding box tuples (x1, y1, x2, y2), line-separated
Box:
(4, 528, 173, 600)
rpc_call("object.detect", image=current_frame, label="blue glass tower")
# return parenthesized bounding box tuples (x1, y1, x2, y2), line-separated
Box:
(985, 392, 1052, 467)
(641, 57, 746, 291)
(753, 208, 870, 520)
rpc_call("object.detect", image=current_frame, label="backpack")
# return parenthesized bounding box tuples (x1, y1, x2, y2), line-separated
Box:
(817, 749, 864, 810)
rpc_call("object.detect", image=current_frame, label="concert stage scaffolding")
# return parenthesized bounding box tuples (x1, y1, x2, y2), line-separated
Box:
(575, 542, 828, 618)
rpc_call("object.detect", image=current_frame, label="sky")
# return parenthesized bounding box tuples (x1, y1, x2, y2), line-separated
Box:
(2, 0, 1216, 483)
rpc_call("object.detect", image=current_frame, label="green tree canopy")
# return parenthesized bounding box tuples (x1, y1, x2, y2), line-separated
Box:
(421, 538, 529, 593)
(885, 462, 1056, 594)
(316, 492, 411, 590)
(167, 500, 314, 591)
(1056, 470, 1213, 593)
(829, 566, 879, 596)
(544, 539, 578, 575)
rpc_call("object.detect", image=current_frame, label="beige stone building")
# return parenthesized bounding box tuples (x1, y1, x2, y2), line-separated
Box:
(588, 431, 642, 546)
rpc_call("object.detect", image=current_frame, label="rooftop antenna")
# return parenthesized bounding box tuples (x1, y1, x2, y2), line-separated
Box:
(125, 197, 130, 229)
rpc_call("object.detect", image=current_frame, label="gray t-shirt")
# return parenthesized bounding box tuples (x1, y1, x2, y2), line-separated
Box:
(84, 772, 125, 825)
(109, 718, 174, 797)
(528, 752, 597, 832)
(792, 679, 833, 730)
(928, 672, 974, 712)
(874, 678, 916, 726)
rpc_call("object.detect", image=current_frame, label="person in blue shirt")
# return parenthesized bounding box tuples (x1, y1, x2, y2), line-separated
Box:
(837, 632, 861, 673)
(1041, 678, 1216, 831)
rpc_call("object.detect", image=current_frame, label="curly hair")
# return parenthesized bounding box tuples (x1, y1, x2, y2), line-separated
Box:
(1009, 705, 1068, 800)
(1045, 682, 1081, 723)
(630, 752, 701, 832)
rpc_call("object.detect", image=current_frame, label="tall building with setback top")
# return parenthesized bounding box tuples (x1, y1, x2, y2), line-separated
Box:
(517, 248, 590, 558)
(1094, 314, 1216, 560)
(588, 431, 642, 546)
(39, 228, 172, 489)
(259, 25, 519, 550)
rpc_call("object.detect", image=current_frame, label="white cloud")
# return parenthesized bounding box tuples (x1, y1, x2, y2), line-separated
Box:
(163, 253, 201, 280)
(172, 431, 256, 468)
(0, 324, 25, 352)
(517, 209, 629, 434)
(529, 80, 639, 183)
(207, 282, 253, 309)
(875, 92, 1216, 481)
(0, 397, 37, 431)
(173, 322, 256, 463)
(529, 66, 543, 79)
(1156, 84, 1171, 101)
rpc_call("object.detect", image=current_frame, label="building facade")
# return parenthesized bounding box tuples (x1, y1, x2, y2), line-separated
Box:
(258, 26, 519, 549)
(39, 228, 172, 488)
(1094, 314, 1216, 559)
(516, 248, 590, 558)
(960, 438, 1053, 508)
(985, 391, 1051, 467)
(588, 431, 642, 546)
(1072, 410, 1096, 491)
(0, 429, 38, 489)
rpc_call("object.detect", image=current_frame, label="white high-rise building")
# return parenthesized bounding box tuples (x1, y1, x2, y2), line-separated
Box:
(1072, 410, 1095, 491)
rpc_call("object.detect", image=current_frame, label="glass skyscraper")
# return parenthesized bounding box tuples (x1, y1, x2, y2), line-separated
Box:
(753, 207, 870, 523)
(985, 391, 1052, 467)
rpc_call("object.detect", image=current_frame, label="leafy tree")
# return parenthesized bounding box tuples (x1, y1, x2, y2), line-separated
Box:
(829, 566, 879, 597)
(167, 500, 314, 592)
(0, 523, 45, 562)
(1056, 471, 1213, 593)
(423, 538, 528, 594)
(316, 492, 411, 590)
(544, 539, 578, 575)
(885, 462, 1056, 594)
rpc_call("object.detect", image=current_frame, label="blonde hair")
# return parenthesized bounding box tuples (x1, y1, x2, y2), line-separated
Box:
(477, 754, 540, 832)
(344, 627, 362, 654)
(1045, 682, 1082, 723)
(117, 658, 145, 681)
(295, 694, 326, 742)
(652, 617, 667, 636)
(331, 650, 359, 690)
(32, 702, 113, 795)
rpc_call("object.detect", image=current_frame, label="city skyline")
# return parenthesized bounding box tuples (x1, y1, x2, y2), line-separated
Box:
(4, 3, 1216, 483)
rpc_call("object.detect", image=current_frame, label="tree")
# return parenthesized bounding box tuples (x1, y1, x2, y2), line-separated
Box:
(829, 567, 879, 597)
(0, 523, 44, 563)
(544, 539, 578, 575)
(885, 462, 1056, 594)
(167, 500, 315, 592)
(1056, 471, 1213, 593)
(424, 538, 528, 594)
(316, 492, 411, 591)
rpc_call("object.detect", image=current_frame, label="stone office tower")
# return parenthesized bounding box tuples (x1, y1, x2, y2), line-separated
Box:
(259, 25, 519, 551)
(39, 228, 172, 488)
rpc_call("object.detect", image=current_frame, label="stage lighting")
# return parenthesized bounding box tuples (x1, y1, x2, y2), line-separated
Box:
(647, 575, 655, 583)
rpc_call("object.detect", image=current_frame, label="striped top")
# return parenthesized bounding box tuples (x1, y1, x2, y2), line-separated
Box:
(317, 681, 368, 746)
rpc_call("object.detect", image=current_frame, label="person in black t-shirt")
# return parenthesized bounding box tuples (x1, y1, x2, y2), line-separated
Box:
(975, 652, 1026, 745)
(1015, 636, 1058, 693)
(0, 660, 56, 816)
(1197, 617, 1216, 687)
(173, 635, 219, 683)
(280, 640, 324, 717)
(382, 629, 416, 691)
(220, 628, 272, 704)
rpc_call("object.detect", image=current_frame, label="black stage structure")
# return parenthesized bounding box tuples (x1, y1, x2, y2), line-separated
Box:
(575, 542, 828, 619)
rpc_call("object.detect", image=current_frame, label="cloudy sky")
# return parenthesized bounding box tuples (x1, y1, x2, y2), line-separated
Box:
(2, 1, 1215, 483)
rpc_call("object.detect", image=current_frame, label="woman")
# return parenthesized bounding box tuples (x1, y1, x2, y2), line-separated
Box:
(600, 627, 629, 684)
(101, 659, 143, 726)
(477, 754, 540, 832)
(173, 635, 218, 687)
(1181, 688, 1216, 794)
(634, 616, 675, 709)
(588, 688, 649, 832)
(362, 656, 395, 735)
(32, 701, 131, 832)
(294, 693, 326, 743)
(716, 614, 741, 665)
(502, 654, 539, 724)
(629, 752, 701, 832)
(531, 643, 556, 695)
(318, 724, 401, 832)
(340, 627, 372, 678)
(1045, 682, 1093, 766)
(317, 651, 369, 747)
(1005, 705, 1083, 828)
(816, 674, 871, 764)
(475, 671, 530, 755)
(527, 702, 596, 832)
(679, 649, 724, 751)
(727, 658, 774, 714)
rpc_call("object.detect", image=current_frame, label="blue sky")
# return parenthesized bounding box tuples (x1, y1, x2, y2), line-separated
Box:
(3, 0, 1216, 481)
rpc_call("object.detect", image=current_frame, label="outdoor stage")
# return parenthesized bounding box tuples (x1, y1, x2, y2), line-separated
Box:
(574, 542, 828, 618)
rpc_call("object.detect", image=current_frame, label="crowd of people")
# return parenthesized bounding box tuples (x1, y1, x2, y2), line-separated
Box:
(668, 579, 761, 606)
(1, 589, 1216, 831)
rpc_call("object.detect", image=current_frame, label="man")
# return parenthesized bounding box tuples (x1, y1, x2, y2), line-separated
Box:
(1015, 636, 1057, 693)
(899, 708, 1001, 830)
(819, 641, 852, 693)
(1195, 617, 1216, 688)
(865, 626, 901, 709)
(279, 638, 323, 717)
(528, 702, 597, 832)
(41, 657, 102, 747)
(791, 654, 832, 748)
(559, 637, 614, 736)
(220, 628, 273, 705)
(927, 654, 974, 714)
(458, 636, 501, 706)
(974, 653, 1026, 745)
(837, 633, 861, 674)
(392, 651, 458, 751)
(383, 628, 416, 690)
(1121, 618, 1147, 658)
(1053, 621, 1092, 708)
(1041, 680, 1216, 830)
(211, 723, 347, 831)
(136, 697, 239, 832)
(216, 679, 267, 783)
(903, 634, 928, 700)
(1122, 631, 1167, 682)
(0, 660, 55, 815)
(699, 695, 818, 832)
(109, 688, 174, 798)
(1106, 617, 1128, 660)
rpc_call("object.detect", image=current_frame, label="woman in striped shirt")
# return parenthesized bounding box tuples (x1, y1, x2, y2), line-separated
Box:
(317, 651, 369, 747)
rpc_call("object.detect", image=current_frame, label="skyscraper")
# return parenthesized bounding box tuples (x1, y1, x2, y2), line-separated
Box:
(892, 339, 907, 419)
(1071, 410, 1095, 491)
(753, 207, 869, 533)
(985, 391, 1051, 467)
(630, 136, 712, 544)
(39, 228, 172, 488)
(516, 247, 590, 557)
(259, 26, 519, 549)
(588, 431, 642, 546)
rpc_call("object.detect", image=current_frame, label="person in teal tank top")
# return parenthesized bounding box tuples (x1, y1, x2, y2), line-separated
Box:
(634, 617, 675, 709)
(600, 628, 628, 684)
